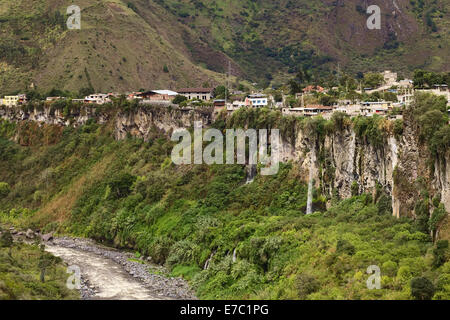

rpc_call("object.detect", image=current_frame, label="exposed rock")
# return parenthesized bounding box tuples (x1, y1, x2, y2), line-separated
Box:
(25, 229, 35, 239)
(41, 233, 54, 242)
(1, 104, 448, 216)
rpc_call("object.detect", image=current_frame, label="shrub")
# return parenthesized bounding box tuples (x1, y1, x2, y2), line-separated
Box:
(107, 173, 136, 199)
(295, 273, 320, 299)
(410, 277, 435, 300)
(173, 95, 187, 105)
(0, 182, 10, 197)
(336, 239, 355, 256)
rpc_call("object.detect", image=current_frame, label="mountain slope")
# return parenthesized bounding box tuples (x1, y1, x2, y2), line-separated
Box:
(0, 0, 448, 93)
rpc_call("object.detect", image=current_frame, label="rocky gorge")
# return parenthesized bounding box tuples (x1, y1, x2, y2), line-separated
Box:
(0, 102, 448, 221)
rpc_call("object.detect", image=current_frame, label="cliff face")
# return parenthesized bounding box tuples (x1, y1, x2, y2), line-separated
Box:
(0, 105, 448, 216)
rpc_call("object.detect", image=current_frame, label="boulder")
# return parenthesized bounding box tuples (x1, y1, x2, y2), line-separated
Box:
(41, 233, 54, 242)
(25, 229, 35, 239)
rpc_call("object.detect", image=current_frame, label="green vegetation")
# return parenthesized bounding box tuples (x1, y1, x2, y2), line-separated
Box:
(0, 110, 448, 300)
(0, 227, 79, 300)
(0, 0, 448, 93)
(410, 93, 449, 158)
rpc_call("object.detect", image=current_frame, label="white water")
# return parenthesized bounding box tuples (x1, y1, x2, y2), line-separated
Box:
(390, 136, 399, 169)
(389, 136, 399, 217)
(349, 131, 356, 175)
(245, 164, 257, 184)
(203, 251, 215, 270)
(306, 145, 316, 215)
(232, 248, 237, 263)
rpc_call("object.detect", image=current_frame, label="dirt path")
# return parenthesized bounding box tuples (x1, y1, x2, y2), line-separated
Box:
(46, 245, 164, 300)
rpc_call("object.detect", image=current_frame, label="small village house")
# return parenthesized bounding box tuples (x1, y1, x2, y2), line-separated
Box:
(178, 88, 214, 101)
(1, 94, 27, 107)
(360, 101, 393, 116)
(84, 93, 111, 104)
(246, 93, 268, 107)
(139, 90, 178, 102)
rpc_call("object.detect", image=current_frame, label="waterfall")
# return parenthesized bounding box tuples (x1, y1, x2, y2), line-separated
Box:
(203, 251, 215, 270)
(349, 131, 356, 176)
(232, 248, 237, 263)
(390, 137, 398, 169)
(306, 145, 316, 215)
(245, 164, 257, 184)
(389, 136, 399, 217)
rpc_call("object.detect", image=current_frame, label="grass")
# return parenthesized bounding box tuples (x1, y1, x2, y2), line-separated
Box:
(0, 242, 80, 300)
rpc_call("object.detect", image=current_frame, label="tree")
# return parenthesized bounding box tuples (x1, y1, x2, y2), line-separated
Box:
(213, 86, 228, 99)
(0, 229, 14, 257)
(296, 273, 320, 299)
(172, 95, 187, 105)
(432, 240, 449, 269)
(38, 245, 57, 283)
(410, 277, 435, 300)
(363, 73, 384, 88)
(351, 181, 359, 197)
(107, 172, 136, 199)
(0, 182, 10, 197)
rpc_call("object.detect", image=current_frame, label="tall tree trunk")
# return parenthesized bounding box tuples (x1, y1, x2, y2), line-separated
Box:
(40, 268, 46, 283)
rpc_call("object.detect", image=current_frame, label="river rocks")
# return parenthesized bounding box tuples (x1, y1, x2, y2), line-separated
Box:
(25, 229, 35, 239)
(50, 237, 197, 300)
(41, 232, 54, 242)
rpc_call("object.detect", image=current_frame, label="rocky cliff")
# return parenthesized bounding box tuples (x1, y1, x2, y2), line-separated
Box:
(0, 104, 448, 217)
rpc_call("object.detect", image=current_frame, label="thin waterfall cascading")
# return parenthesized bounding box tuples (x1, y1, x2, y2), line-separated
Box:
(232, 248, 237, 263)
(203, 251, 215, 270)
(389, 136, 399, 217)
(349, 131, 356, 176)
(306, 145, 316, 215)
(245, 164, 257, 184)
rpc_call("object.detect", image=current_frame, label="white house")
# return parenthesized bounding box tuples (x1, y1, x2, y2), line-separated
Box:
(84, 93, 111, 104)
(246, 94, 268, 107)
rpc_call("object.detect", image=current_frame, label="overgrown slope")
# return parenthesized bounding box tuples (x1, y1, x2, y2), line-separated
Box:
(0, 113, 449, 299)
(0, 0, 448, 93)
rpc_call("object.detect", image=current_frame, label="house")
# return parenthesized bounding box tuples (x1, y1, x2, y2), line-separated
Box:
(139, 90, 178, 102)
(397, 88, 415, 107)
(282, 105, 333, 117)
(84, 93, 111, 104)
(46, 97, 65, 102)
(178, 88, 214, 101)
(246, 93, 268, 107)
(360, 101, 393, 116)
(1, 94, 27, 107)
(398, 79, 413, 88)
(383, 70, 398, 86)
(302, 105, 333, 116)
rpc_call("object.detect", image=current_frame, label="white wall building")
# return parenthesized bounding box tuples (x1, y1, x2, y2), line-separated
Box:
(246, 94, 268, 107)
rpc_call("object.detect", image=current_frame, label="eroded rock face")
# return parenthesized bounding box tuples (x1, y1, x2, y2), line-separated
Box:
(114, 107, 213, 141)
(1, 105, 448, 216)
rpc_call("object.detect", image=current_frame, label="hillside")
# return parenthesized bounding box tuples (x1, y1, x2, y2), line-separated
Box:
(0, 97, 449, 299)
(0, 0, 449, 94)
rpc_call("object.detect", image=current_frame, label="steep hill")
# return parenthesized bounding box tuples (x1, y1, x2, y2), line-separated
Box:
(0, 0, 448, 93)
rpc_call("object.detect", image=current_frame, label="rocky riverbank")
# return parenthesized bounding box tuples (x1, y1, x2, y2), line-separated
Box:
(2, 225, 196, 300)
(47, 237, 197, 300)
